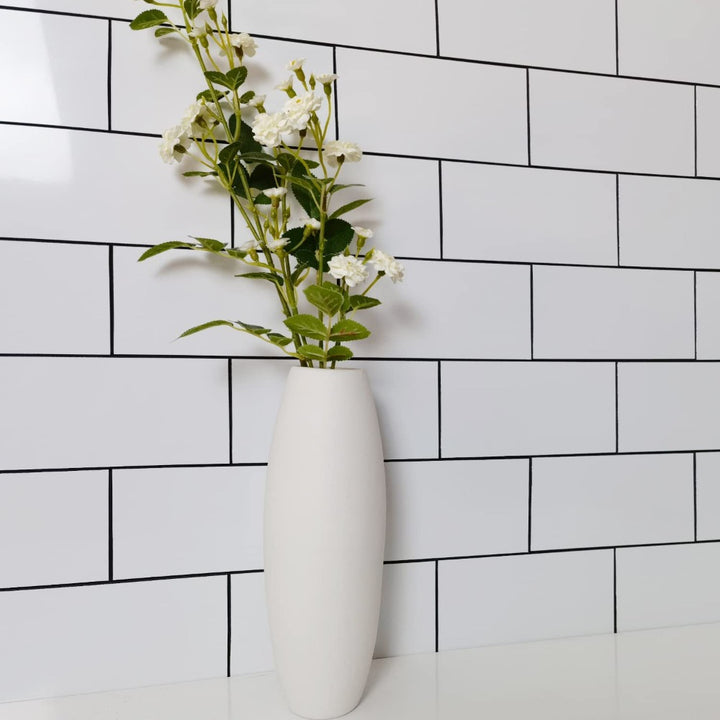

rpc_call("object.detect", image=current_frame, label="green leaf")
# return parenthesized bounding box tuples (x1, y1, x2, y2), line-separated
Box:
(225, 248, 248, 259)
(182, 170, 217, 177)
(240, 151, 277, 165)
(267, 333, 293, 347)
(227, 66, 248, 90)
(218, 141, 242, 164)
(138, 241, 194, 261)
(130, 9, 169, 30)
(323, 219, 355, 258)
(239, 90, 256, 104)
(329, 319, 370, 342)
(284, 314, 328, 340)
(284, 227, 318, 269)
(326, 345, 354, 361)
(193, 236, 226, 252)
(249, 164, 277, 191)
(154, 26, 175, 37)
(235, 271, 284, 287)
(329, 198, 372, 220)
(237, 321, 271, 335)
(179, 319, 233, 338)
(237, 120, 262, 154)
(304, 284, 344, 316)
(197, 88, 227, 103)
(182, 0, 201, 20)
(288, 168, 320, 219)
(297, 344, 327, 361)
(204, 71, 234, 90)
(329, 183, 365, 194)
(348, 295, 381, 310)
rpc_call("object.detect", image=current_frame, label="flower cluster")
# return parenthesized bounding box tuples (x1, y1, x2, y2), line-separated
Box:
(159, 100, 214, 164)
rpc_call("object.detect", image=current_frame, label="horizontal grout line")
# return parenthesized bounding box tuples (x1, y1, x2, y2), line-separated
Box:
(3, 4, 720, 91)
(1, 448, 718, 475)
(3, 538, 718, 593)
(0, 119, 159, 139)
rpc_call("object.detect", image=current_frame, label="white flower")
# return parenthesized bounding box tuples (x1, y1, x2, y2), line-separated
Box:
(282, 92, 322, 131)
(251, 112, 290, 148)
(159, 125, 190, 163)
(199, 0, 217, 8)
(180, 100, 212, 134)
(370, 249, 405, 283)
(275, 76, 294, 92)
(324, 140, 362, 166)
(264, 187, 287, 199)
(189, 25, 206, 38)
(286, 58, 305, 72)
(328, 254, 369, 288)
(316, 73, 338, 85)
(229, 32, 257, 57)
(239, 239, 260, 252)
(352, 226, 373, 239)
(303, 217, 321, 231)
(267, 237, 289, 251)
(248, 94, 265, 107)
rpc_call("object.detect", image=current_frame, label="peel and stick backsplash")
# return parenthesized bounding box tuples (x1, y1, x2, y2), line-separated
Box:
(3, 0, 720, 703)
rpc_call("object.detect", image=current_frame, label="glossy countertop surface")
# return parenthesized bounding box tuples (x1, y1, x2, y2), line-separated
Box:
(3, 623, 720, 719)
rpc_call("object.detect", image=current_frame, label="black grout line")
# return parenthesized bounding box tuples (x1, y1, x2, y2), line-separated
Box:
(107, 19, 112, 131)
(529, 266, 534, 359)
(332, 46, 340, 141)
(434, 560, 439, 652)
(613, 548, 618, 633)
(614, 0, 619, 75)
(615, 362, 620, 453)
(526, 68, 532, 165)
(615, 174, 621, 265)
(434, 0, 440, 57)
(226, 574, 232, 677)
(0, 119, 160, 138)
(108, 469, 114, 582)
(528, 459, 533, 552)
(227, 0, 232, 32)
(437, 361, 442, 459)
(228, 359, 234, 464)
(437, 161, 444, 259)
(693, 453, 698, 541)
(694, 271, 698, 359)
(694, 86, 698, 177)
(108, 246, 115, 355)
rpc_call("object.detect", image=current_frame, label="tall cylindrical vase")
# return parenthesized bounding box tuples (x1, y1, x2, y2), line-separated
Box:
(264, 367, 386, 719)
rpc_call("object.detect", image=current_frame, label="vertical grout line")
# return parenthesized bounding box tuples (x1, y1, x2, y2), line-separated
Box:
(108, 469, 114, 582)
(227, 0, 232, 31)
(108, 246, 115, 355)
(107, 19, 112, 131)
(226, 574, 232, 677)
(525, 68, 531, 166)
(615, 362, 619, 453)
(228, 359, 233, 465)
(332, 47, 339, 141)
(529, 265, 534, 360)
(437, 161, 444, 260)
(528, 459, 533, 552)
(694, 85, 698, 177)
(616, 174, 621, 266)
(614, 0, 620, 75)
(434, 0, 441, 56)
(694, 271, 698, 360)
(693, 453, 698, 542)
(437, 361, 442, 459)
(434, 560, 439, 652)
(613, 548, 617, 633)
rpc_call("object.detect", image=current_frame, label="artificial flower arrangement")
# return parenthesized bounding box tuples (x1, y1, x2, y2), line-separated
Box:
(131, 0, 404, 369)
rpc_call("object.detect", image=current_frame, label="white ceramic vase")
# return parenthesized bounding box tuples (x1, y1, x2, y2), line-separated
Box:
(264, 367, 386, 719)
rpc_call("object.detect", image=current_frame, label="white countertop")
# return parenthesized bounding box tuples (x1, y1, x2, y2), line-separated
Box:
(3, 623, 720, 719)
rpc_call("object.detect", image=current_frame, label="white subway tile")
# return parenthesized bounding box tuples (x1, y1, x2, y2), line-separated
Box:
(617, 542, 720, 631)
(385, 460, 528, 561)
(232, 360, 438, 463)
(441, 0, 616, 73)
(0, 241, 109, 354)
(618, 0, 720, 84)
(696, 87, 720, 178)
(337, 155, 441, 259)
(0, 1, 227, 20)
(530, 70, 694, 175)
(0, 357, 228, 470)
(0, 577, 226, 702)
(441, 362, 616, 458)
(0, 125, 229, 246)
(0, 10, 107, 127)
(232, 0, 436, 55)
(113, 466, 264, 579)
(697, 272, 720, 359)
(696, 453, 720, 541)
(532, 454, 694, 550)
(112, 26, 333, 135)
(113, 246, 284, 357)
(230, 572, 274, 675)
(619, 363, 720, 452)
(375, 563, 435, 658)
(620, 175, 720, 269)
(442, 163, 617, 265)
(337, 49, 528, 163)
(439, 550, 614, 649)
(359, 260, 530, 359)
(534, 266, 695, 359)
(0, 470, 108, 588)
